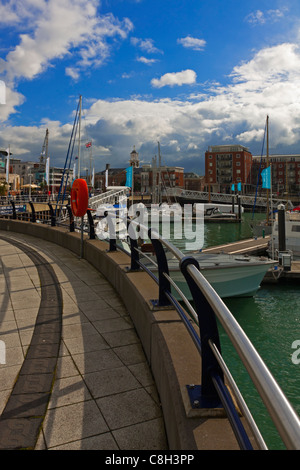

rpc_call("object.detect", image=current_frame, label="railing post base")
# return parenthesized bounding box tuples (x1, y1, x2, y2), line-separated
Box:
(186, 384, 223, 411)
(149, 299, 174, 310)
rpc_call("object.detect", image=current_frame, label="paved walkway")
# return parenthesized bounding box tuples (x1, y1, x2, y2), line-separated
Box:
(0, 231, 168, 450)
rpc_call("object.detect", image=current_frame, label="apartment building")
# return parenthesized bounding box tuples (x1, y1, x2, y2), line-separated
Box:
(252, 154, 300, 196)
(205, 145, 252, 193)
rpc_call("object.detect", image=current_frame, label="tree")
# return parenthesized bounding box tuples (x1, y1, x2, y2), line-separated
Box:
(0, 182, 7, 196)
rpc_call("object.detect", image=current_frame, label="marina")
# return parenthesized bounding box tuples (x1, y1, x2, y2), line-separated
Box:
(0, 201, 299, 450)
(2, 0, 300, 452)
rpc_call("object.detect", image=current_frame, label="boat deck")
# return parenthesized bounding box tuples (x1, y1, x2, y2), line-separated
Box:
(203, 236, 270, 256)
(203, 236, 300, 282)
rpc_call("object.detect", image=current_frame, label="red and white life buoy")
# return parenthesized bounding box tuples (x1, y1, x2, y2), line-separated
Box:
(71, 179, 89, 217)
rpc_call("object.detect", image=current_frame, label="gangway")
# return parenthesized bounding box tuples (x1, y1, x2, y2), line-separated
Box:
(167, 188, 293, 209)
(89, 187, 130, 211)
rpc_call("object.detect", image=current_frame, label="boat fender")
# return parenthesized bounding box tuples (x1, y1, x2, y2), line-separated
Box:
(71, 178, 89, 217)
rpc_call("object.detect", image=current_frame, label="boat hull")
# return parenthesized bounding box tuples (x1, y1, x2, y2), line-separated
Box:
(144, 253, 276, 300)
(168, 262, 273, 299)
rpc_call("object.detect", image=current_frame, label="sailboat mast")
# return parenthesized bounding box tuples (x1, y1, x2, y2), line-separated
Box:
(266, 115, 270, 224)
(77, 95, 82, 179)
(158, 141, 162, 204)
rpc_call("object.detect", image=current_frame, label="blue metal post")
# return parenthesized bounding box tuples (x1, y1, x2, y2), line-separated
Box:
(66, 205, 74, 232)
(86, 209, 95, 239)
(127, 219, 140, 271)
(48, 203, 56, 226)
(148, 229, 171, 307)
(180, 256, 224, 405)
(28, 201, 36, 223)
(10, 201, 16, 219)
(106, 213, 116, 252)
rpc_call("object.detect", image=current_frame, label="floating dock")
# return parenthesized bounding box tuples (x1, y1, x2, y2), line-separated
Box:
(203, 235, 300, 282)
(203, 236, 270, 256)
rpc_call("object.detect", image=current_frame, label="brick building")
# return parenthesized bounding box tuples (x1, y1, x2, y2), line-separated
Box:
(252, 154, 300, 197)
(205, 145, 253, 193)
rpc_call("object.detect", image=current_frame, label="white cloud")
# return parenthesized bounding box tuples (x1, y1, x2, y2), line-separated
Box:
(1, 0, 133, 83)
(3, 40, 300, 171)
(151, 69, 197, 88)
(130, 37, 163, 54)
(177, 36, 206, 51)
(245, 8, 286, 25)
(230, 43, 300, 84)
(0, 84, 25, 122)
(136, 56, 158, 65)
(0, 0, 47, 26)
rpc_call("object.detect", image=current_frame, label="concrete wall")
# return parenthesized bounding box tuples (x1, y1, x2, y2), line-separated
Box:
(0, 219, 253, 450)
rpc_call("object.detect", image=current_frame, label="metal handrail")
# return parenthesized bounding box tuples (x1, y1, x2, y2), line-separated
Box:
(3, 205, 299, 449)
(136, 224, 300, 450)
(109, 215, 300, 449)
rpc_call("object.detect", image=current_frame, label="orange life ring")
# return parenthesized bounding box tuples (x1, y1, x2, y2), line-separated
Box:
(71, 179, 89, 217)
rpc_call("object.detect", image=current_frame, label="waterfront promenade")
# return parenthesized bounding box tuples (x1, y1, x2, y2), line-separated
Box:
(0, 231, 167, 450)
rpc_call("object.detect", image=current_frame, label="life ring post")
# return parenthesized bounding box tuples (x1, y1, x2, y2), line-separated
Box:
(71, 179, 89, 217)
(71, 179, 89, 259)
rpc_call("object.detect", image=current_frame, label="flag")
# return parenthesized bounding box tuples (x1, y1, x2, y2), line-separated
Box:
(231, 183, 235, 191)
(45, 157, 50, 185)
(237, 182, 242, 192)
(85, 141, 92, 148)
(261, 166, 271, 189)
(125, 166, 133, 188)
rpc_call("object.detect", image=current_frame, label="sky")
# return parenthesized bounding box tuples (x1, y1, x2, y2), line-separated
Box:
(1, 0, 300, 175)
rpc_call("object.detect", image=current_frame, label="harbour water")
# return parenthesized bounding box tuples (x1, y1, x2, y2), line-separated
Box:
(170, 211, 300, 450)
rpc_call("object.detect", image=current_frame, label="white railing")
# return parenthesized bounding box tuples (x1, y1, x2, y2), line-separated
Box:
(89, 187, 129, 210)
(166, 188, 293, 209)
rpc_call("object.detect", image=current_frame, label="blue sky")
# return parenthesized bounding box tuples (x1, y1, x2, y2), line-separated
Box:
(1, 0, 300, 174)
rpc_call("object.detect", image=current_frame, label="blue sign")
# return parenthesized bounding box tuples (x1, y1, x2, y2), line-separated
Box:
(0, 204, 26, 215)
(261, 166, 271, 189)
(125, 166, 133, 188)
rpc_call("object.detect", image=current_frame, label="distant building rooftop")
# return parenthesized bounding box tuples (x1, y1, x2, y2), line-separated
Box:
(207, 145, 250, 153)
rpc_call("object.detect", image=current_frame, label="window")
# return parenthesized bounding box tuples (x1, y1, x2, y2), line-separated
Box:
(236, 162, 240, 166)
(236, 154, 240, 158)
(236, 169, 241, 174)
(292, 225, 300, 232)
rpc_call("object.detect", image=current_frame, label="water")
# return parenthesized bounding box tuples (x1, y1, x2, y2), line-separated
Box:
(168, 211, 300, 450)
